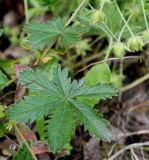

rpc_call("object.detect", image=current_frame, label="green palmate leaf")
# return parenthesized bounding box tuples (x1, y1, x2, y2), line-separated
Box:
(0, 71, 9, 90)
(24, 18, 86, 50)
(24, 18, 65, 50)
(48, 102, 76, 152)
(13, 143, 33, 160)
(7, 64, 117, 152)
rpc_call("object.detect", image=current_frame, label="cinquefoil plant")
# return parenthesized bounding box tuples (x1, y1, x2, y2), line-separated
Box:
(7, 64, 117, 152)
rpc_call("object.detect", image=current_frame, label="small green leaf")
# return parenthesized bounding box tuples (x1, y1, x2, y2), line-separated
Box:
(110, 72, 125, 87)
(24, 19, 86, 50)
(0, 59, 14, 75)
(13, 143, 33, 160)
(36, 119, 46, 140)
(85, 63, 111, 86)
(0, 71, 9, 90)
(0, 121, 6, 137)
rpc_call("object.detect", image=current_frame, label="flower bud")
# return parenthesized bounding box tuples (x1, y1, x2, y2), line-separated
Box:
(127, 36, 143, 52)
(91, 10, 104, 25)
(112, 42, 126, 58)
(142, 30, 149, 41)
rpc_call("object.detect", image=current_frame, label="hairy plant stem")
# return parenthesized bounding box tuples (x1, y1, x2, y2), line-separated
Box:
(65, 0, 86, 27)
(24, 0, 29, 24)
(102, 22, 118, 41)
(118, 59, 123, 102)
(121, 72, 149, 92)
(118, 14, 132, 42)
(104, 38, 113, 61)
(99, 0, 106, 11)
(90, 36, 103, 46)
(115, 2, 134, 37)
(141, 0, 149, 30)
(75, 56, 142, 75)
(89, 3, 94, 10)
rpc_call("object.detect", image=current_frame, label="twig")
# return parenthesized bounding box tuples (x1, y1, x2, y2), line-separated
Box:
(141, 147, 146, 160)
(131, 152, 135, 160)
(129, 100, 149, 112)
(108, 130, 149, 157)
(131, 149, 139, 160)
(75, 56, 142, 75)
(108, 143, 117, 157)
(120, 73, 149, 92)
(119, 130, 149, 139)
(0, 90, 16, 101)
(107, 142, 149, 160)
